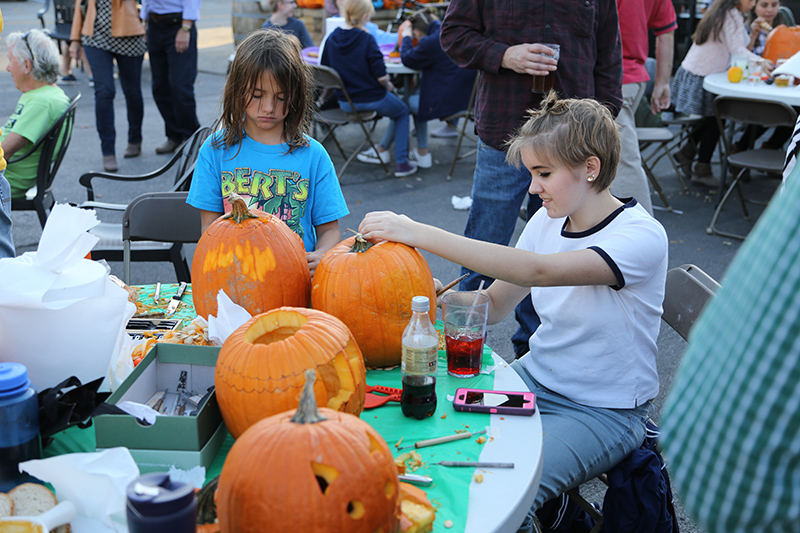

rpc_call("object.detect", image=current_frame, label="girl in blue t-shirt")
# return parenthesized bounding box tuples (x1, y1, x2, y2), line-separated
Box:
(187, 29, 349, 276)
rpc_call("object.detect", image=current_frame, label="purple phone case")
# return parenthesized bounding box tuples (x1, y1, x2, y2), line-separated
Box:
(452, 388, 536, 416)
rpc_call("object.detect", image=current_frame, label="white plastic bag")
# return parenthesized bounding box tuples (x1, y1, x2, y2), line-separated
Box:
(0, 204, 135, 391)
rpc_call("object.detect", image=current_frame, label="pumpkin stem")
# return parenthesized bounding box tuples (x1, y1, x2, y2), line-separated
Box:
(290, 369, 328, 425)
(222, 193, 259, 224)
(349, 233, 375, 253)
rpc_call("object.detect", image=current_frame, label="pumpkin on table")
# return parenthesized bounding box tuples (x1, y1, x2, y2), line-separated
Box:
(216, 369, 400, 533)
(215, 306, 366, 438)
(311, 235, 437, 368)
(191, 193, 311, 319)
(763, 24, 800, 63)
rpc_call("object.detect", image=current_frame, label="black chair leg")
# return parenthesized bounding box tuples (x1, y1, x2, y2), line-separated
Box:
(170, 243, 191, 283)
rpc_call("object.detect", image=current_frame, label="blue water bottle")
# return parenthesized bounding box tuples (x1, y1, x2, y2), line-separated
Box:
(0, 362, 42, 492)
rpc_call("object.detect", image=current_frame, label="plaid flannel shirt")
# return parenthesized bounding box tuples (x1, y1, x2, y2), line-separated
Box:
(441, 0, 623, 150)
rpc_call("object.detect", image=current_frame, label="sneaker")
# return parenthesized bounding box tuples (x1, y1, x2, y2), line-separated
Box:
(103, 155, 118, 173)
(88, 78, 95, 88)
(408, 148, 432, 169)
(431, 125, 459, 138)
(395, 161, 418, 177)
(690, 162, 720, 187)
(58, 74, 78, 85)
(357, 146, 391, 165)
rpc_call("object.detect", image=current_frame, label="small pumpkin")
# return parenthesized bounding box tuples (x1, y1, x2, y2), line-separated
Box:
(763, 24, 800, 63)
(215, 306, 366, 438)
(311, 235, 437, 367)
(216, 369, 400, 533)
(191, 193, 311, 319)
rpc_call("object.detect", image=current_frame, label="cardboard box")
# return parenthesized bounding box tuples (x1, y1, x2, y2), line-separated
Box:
(94, 344, 222, 452)
(100, 423, 229, 475)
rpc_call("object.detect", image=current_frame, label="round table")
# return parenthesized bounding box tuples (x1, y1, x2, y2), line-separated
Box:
(703, 71, 800, 106)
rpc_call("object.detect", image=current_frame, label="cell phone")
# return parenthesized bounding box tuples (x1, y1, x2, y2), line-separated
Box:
(453, 388, 536, 416)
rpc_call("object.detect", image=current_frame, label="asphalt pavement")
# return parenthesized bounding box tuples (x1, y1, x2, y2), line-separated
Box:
(3, 0, 781, 530)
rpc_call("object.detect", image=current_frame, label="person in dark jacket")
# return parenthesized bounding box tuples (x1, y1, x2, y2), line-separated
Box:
(320, 0, 416, 177)
(396, 8, 477, 169)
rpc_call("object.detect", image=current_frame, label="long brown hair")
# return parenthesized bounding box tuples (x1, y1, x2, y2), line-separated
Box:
(693, 0, 742, 45)
(214, 29, 312, 154)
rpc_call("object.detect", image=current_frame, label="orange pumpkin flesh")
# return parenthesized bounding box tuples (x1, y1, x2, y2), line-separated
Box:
(216, 306, 366, 438)
(191, 193, 311, 319)
(217, 370, 400, 533)
(399, 482, 436, 533)
(311, 235, 437, 367)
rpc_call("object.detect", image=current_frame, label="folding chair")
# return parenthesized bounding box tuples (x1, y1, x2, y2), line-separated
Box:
(707, 96, 796, 240)
(78, 126, 212, 282)
(636, 127, 688, 211)
(310, 64, 390, 178)
(563, 263, 720, 533)
(442, 73, 479, 181)
(9, 93, 81, 228)
(122, 192, 203, 284)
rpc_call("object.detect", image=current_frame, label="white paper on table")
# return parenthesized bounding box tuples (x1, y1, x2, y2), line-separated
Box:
(208, 289, 252, 345)
(772, 50, 800, 78)
(0, 204, 135, 392)
(20, 447, 140, 533)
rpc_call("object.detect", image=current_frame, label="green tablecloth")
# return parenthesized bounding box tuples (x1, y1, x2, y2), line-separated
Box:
(44, 344, 495, 532)
(133, 283, 197, 322)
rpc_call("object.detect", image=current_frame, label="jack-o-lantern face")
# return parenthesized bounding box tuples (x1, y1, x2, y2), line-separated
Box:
(216, 371, 401, 532)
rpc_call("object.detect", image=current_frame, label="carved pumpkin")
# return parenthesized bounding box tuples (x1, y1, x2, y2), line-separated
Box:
(399, 482, 436, 533)
(215, 306, 366, 438)
(311, 235, 437, 367)
(763, 24, 800, 63)
(216, 370, 400, 533)
(191, 193, 311, 319)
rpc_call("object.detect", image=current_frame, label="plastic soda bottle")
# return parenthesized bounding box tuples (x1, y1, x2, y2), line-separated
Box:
(401, 296, 438, 419)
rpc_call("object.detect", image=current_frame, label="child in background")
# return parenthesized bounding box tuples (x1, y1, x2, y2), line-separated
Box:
(262, 0, 314, 50)
(321, 0, 417, 177)
(671, 0, 773, 187)
(187, 29, 348, 276)
(746, 0, 792, 55)
(358, 94, 668, 525)
(394, 8, 477, 169)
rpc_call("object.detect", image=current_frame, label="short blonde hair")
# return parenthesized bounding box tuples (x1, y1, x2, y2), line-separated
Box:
(506, 92, 620, 191)
(341, 0, 374, 28)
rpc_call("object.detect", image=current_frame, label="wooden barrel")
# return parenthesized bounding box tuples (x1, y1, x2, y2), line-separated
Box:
(232, 0, 270, 47)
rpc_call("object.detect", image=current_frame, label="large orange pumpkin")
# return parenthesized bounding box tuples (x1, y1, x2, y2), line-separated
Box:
(215, 306, 366, 438)
(191, 193, 311, 319)
(763, 24, 800, 63)
(216, 370, 400, 533)
(311, 235, 437, 367)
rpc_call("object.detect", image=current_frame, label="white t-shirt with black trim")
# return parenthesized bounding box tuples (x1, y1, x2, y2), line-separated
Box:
(517, 199, 668, 409)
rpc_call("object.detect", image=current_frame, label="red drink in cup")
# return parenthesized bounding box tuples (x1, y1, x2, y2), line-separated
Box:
(442, 291, 489, 378)
(445, 333, 484, 376)
(531, 43, 560, 94)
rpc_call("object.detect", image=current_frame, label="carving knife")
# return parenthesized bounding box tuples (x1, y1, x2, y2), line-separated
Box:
(165, 282, 187, 317)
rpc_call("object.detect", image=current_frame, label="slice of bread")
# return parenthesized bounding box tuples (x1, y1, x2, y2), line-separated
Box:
(0, 492, 14, 518)
(8, 483, 70, 533)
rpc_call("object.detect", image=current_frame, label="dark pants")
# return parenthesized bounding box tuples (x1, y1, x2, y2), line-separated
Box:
(83, 46, 144, 156)
(147, 17, 200, 142)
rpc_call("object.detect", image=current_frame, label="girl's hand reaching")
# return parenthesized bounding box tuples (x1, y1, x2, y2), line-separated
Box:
(399, 20, 413, 39)
(307, 250, 323, 277)
(359, 211, 419, 246)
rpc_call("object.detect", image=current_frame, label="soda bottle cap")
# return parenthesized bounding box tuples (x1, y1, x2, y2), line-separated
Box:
(411, 296, 430, 312)
(0, 363, 31, 398)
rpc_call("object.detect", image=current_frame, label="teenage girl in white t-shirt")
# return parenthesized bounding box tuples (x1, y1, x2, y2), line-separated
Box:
(358, 93, 669, 524)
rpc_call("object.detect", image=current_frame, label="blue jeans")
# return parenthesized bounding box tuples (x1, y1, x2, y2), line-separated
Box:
(0, 170, 14, 259)
(459, 141, 542, 354)
(147, 20, 200, 141)
(83, 46, 144, 156)
(340, 92, 410, 164)
(511, 361, 651, 529)
(381, 94, 428, 151)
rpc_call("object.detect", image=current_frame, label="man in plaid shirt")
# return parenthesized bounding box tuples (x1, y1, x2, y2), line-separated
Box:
(441, 0, 623, 359)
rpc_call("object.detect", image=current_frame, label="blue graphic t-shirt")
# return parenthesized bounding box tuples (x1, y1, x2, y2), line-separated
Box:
(187, 133, 349, 252)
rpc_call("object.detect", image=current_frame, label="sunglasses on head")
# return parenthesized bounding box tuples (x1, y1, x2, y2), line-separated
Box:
(20, 31, 36, 66)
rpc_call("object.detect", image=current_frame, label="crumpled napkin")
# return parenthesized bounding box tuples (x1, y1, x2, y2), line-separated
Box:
(208, 289, 252, 344)
(20, 448, 140, 532)
(451, 195, 473, 210)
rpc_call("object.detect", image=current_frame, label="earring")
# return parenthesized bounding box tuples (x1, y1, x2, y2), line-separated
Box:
(587, 174, 595, 182)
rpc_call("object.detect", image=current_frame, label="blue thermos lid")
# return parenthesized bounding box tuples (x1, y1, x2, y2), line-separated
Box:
(0, 363, 31, 399)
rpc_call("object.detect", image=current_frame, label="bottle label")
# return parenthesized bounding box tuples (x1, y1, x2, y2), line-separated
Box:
(402, 345, 437, 374)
